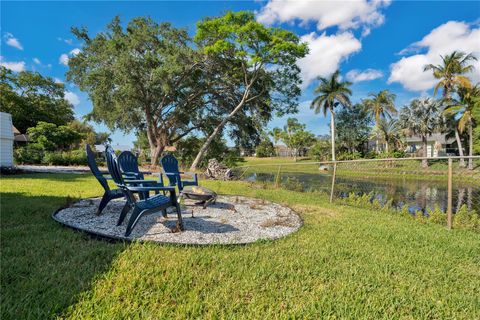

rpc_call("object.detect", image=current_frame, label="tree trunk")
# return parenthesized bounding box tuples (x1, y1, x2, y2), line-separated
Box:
(422, 135, 428, 168)
(468, 123, 473, 170)
(190, 86, 251, 171)
(330, 110, 336, 162)
(385, 141, 389, 154)
(150, 145, 163, 167)
(454, 128, 466, 167)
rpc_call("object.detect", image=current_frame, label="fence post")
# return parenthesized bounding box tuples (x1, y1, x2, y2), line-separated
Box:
(330, 162, 337, 203)
(447, 158, 453, 229)
(275, 165, 282, 188)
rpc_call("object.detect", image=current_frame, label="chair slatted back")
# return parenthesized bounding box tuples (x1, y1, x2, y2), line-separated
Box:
(118, 151, 143, 179)
(85, 144, 110, 191)
(160, 154, 180, 186)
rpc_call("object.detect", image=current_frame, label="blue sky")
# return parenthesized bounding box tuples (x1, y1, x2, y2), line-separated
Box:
(2, 1, 479, 146)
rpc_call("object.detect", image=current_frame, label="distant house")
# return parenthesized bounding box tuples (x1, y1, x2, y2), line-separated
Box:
(274, 144, 293, 157)
(405, 133, 457, 157)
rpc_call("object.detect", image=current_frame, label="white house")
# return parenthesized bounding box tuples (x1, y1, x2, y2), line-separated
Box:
(405, 133, 457, 157)
(0, 112, 14, 167)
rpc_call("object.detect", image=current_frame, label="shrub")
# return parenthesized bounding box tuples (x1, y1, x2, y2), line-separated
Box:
(428, 205, 445, 225)
(42, 149, 87, 166)
(453, 205, 480, 231)
(13, 144, 44, 164)
(255, 140, 275, 157)
(337, 151, 362, 161)
(283, 176, 304, 192)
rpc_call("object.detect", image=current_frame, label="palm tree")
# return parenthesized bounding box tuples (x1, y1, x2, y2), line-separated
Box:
(362, 90, 397, 153)
(424, 51, 477, 97)
(372, 118, 403, 154)
(424, 51, 477, 166)
(445, 84, 479, 170)
(398, 98, 443, 168)
(310, 70, 352, 161)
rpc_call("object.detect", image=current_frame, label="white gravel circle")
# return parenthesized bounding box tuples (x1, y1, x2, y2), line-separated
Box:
(54, 196, 302, 245)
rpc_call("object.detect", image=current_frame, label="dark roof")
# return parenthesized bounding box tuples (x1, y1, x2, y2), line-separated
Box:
(405, 133, 455, 144)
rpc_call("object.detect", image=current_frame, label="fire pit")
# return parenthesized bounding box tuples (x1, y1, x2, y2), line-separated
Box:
(179, 186, 217, 209)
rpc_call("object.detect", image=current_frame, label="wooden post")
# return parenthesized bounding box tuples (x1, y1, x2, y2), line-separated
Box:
(447, 158, 453, 229)
(275, 165, 282, 188)
(330, 162, 337, 203)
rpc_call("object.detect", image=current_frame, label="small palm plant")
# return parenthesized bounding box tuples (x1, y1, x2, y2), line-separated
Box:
(398, 98, 443, 168)
(372, 118, 403, 154)
(310, 70, 352, 161)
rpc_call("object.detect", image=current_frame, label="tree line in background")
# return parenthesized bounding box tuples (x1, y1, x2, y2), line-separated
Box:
(1, 10, 478, 170)
(0, 68, 109, 165)
(263, 51, 478, 169)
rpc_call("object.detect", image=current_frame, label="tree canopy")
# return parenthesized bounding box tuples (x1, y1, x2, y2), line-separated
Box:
(0, 67, 75, 133)
(67, 16, 206, 164)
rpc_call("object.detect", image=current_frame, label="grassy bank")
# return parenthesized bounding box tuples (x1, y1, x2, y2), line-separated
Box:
(238, 157, 480, 184)
(1, 173, 480, 319)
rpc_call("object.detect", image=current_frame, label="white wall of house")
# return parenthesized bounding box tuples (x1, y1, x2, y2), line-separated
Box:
(0, 112, 14, 166)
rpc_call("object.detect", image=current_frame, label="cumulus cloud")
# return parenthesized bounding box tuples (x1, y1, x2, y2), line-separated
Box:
(59, 48, 81, 66)
(64, 91, 80, 106)
(257, 0, 390, 34)
(4, 33, 23, 50)
(0, 56, 26, 72)
(388, 21, 480, 91)
(297, 32, 361, 87)
(346, 68, 383, 83)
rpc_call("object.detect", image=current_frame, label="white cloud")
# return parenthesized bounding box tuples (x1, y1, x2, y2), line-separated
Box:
(57, 37, 73, 45)
(346, 68, 383, 83)
(388, 21, 480, 91)
(257, 0, 390, 34)
(0, 56, 26, 72)
(59, 48, 81, 66)
(64, 91, 80, 106)
(4, 33, 23, 50)
(59, 54, 69, 66)
(297, 32, 361, 87)
(33, 58, 41, 65)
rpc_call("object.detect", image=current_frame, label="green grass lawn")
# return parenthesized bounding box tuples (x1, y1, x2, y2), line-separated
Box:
(1, 173, 480, 319)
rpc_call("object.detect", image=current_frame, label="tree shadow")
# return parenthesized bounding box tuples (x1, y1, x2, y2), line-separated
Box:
(0, 191, 127, 319)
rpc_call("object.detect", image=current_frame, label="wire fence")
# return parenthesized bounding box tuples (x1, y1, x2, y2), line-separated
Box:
(233, 156, 480, 231)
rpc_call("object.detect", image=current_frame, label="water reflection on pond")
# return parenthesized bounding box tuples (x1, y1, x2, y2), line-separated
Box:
(243, 172, 479, 214)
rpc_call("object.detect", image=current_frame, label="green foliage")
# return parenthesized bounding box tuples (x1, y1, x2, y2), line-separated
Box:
(337, 151, 362, 161)
(43, 149, 87, 166)
(362, 90, 397, 126)
(27, 122, 82, 152)
(173, 136, 243, 169)
(428, 205, 445, 226)
(255, 138, 276, 158)
(272, 118, 316, 159)
(453, 205, 480, 231)
(473, 101, 480, 154)
(308, 139, 330, 161)
(190, 11, 308, 168)
(13, 143, 44, 164)
(67, 16, 206, 164)
(335, 104, 371, 154)
(0, 67, 74, 133)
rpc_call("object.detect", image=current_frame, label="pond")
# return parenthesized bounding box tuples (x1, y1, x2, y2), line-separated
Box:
(242, 171, 480, 214)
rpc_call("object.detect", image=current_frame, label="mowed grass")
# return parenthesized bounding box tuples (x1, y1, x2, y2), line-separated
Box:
(1, 173, 480, 319)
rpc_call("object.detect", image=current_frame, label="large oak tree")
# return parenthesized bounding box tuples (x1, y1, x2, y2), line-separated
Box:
(67, 17, 207, 165)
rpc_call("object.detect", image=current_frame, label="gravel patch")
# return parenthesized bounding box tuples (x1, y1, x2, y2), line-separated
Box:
(53, 196, 302, 245)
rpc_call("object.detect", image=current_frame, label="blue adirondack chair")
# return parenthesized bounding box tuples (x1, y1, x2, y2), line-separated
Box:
(161, 154, 198, 191)
(106, 150, 183, 236)
(86, 144, 124, 215)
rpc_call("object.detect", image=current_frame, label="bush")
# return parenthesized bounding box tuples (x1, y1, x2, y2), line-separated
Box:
(43, 149, 87, 166)
(337, 151, 362, 161)
(255, 140, 275, 157)
(14, 144, 44, 164)
(453, 205, 480, 231)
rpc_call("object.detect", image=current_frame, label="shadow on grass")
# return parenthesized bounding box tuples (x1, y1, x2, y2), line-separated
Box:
(0, 191, 128, 319)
